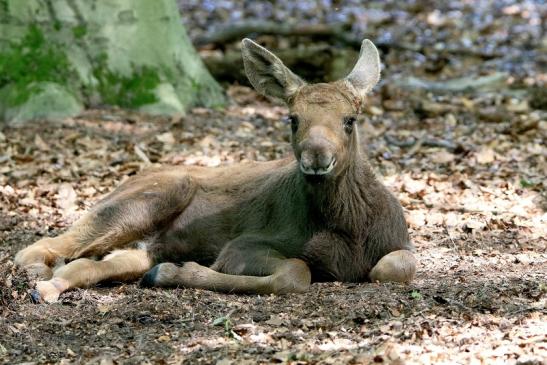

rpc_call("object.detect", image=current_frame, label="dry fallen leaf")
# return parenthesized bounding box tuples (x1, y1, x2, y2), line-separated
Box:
(199, 135, 219, 149)
(475, 147, 495, 164)
(56, 183, 78, 215)
(34, 134, 50, 151)
(432, 150, 455, 164)
(156, 132, 175, 145)
(403, 175, 427, 195)
(265, 315, 284, 326)
(407, 210, 426, 227)
(426, 212, 445, 225)
(464, 219, 486, 231)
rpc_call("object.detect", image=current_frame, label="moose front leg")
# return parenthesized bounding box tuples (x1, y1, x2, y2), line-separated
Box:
(369, 250, 416, 284)
(301, 232, 416, 283)
(141, 240, 311, 294)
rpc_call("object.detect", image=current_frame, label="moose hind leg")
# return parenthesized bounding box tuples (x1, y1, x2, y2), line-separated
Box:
(369, 250, 416, 284)
(35, 249, 152, 303)
(16, 173, 195, 279)
(14, 209, 140, 281)
(14, 238, 64, 280)
(211, 240, 312, 293)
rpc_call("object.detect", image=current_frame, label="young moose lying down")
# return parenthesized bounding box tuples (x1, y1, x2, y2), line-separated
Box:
(15, 39, 416, 303)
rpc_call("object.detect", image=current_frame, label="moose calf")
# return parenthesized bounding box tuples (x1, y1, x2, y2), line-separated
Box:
(15, 39, 416, 302)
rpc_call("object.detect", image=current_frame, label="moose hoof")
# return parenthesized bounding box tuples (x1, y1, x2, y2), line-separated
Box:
(370, 250, 416, 284)
(140, 263, 179, 288)
(30, 290, 43, 304)
(35, 280, 64, 303)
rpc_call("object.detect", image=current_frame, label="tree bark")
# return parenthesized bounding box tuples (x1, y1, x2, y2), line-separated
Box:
(0, 0, 225, 125)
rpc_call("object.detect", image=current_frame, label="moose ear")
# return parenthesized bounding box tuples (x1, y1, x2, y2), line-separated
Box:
(241, 38, 306, 101)
(345, 39, 381, 99)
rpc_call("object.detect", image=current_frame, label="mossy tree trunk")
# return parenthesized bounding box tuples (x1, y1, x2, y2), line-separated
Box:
(0, 0, 225, 125)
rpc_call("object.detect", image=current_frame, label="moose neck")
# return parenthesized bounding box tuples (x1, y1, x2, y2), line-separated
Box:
(299, 134, 376, 237)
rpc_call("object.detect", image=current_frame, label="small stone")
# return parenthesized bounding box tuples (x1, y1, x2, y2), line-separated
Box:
(391, 321, 403, 330)
(475, 147, 495, 164)
(499, 319, 512, 330)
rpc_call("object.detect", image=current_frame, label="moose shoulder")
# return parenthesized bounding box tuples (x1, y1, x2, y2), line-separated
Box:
(15, 39, 416, 303)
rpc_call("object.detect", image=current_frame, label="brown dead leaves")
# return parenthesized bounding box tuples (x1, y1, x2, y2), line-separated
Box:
(56, 183, 78, 219)
(0, 83, 545, 365)
(0, 256, 31, 312)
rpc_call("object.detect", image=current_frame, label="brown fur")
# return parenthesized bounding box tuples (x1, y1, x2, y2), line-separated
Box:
(15, 39, 415, 302)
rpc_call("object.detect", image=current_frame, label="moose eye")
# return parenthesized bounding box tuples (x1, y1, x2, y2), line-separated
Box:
(343, 116, 356, 134)
(287, 115, 299, 133)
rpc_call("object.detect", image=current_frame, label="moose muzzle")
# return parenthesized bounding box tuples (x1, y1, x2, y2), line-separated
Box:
(298, 128, 337, 176)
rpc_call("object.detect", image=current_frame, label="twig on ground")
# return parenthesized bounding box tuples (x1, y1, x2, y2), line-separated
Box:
(385, 135, 457, 151)
(195, 21, 347, 46)
(384, 135, 416, 148)
(134, 145, 151, 165)
(423, 138, 458, 150)
(405, 132, 426, 158)
(396, 73, 509, 94)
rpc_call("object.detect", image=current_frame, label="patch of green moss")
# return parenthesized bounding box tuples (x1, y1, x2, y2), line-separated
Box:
(72, 25, 87, 39)
(0, 0, 8, 18)
(92, 55, 160, 108)
(0, 25, 77, 106)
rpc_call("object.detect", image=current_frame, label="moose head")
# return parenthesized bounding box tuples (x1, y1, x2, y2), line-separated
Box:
(241, 39, 381, 179)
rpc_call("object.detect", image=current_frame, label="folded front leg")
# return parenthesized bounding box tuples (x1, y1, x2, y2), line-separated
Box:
(369, 250, 416, 283)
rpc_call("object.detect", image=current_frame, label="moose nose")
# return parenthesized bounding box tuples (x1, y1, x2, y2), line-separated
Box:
(299, 138, 336, 176)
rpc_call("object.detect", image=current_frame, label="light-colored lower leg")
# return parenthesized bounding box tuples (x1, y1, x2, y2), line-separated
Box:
(142, 258, 311, 295)
(369, 250, 416, 283)
(14, 231, 84, 280)
(36, 249, 152, 303)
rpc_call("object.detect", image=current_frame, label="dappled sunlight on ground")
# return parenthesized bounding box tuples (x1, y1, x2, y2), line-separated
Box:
(1, 89, 545, 362)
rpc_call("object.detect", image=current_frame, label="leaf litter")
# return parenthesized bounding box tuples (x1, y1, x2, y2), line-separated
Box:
(1, 0, 546, 363)
(0, 82, 544, 363)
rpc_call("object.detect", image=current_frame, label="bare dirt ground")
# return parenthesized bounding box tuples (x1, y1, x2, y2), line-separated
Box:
(1, 81, 545, 364)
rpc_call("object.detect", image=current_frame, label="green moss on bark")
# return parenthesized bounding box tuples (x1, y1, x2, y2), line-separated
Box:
(0, 24, 162, 110)
(0, 25, 78, 106)
(0, 0, 226, 123)
(92, 55, 160, 108)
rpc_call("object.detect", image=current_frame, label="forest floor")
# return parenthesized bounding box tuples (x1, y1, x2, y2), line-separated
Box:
(1, 1, 547, 364)
(0, 83, 545, 364)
